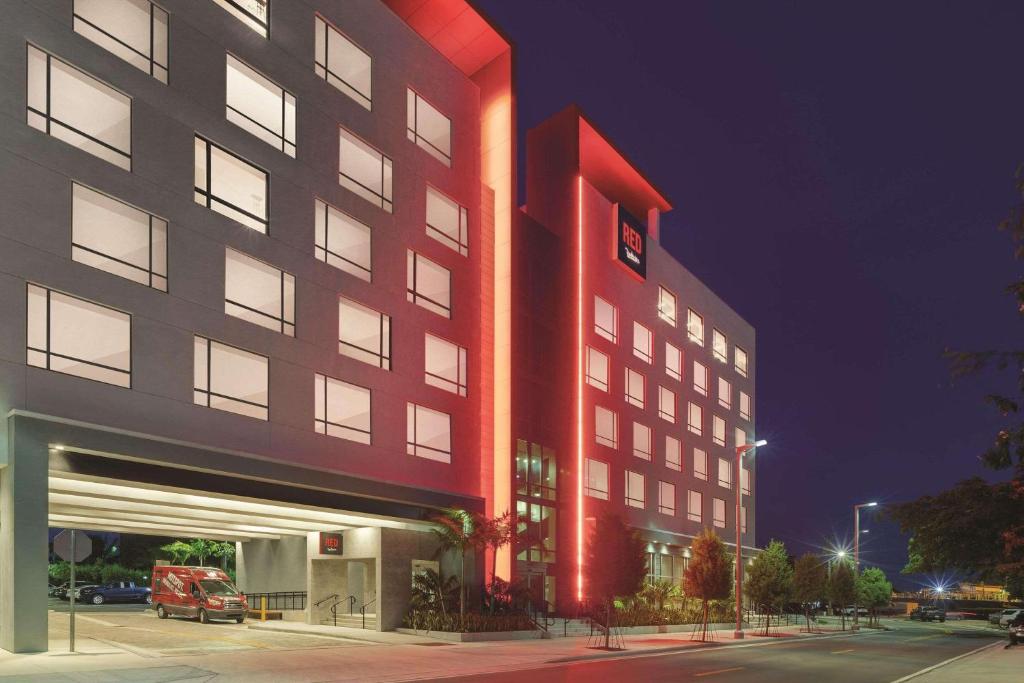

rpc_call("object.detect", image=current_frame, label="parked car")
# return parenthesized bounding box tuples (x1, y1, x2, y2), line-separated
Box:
(909, 607, 946, 622)
(55, 581, 96, 600)
(997, 608, 1024, 628)
(151, 566, 248, 624)
(76, 581, 152, 605)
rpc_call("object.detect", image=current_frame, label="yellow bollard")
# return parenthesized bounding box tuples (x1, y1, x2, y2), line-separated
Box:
(261, 596, 267, 621)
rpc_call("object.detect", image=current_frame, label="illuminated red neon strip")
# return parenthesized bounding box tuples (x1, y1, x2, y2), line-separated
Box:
(576, 174, 584, 601)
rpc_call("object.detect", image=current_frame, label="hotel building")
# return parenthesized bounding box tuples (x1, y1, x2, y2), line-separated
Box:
(0, 0, 753, 651)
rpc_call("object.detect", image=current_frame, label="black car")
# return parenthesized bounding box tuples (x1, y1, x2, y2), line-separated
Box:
(54, 581, 96, 600)
(910, 607, 946, 622)
(76, 581, 152, 605)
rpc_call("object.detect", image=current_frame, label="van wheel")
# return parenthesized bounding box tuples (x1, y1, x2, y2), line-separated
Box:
(156, 604, 168, 619)
(92, 595, 105, 605)
(235, 616, 245, 624)
(198, 609, 210, 624)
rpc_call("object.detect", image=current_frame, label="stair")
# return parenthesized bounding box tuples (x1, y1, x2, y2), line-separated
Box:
(319, 613, 376, 629)
(543, 618, 606, 638)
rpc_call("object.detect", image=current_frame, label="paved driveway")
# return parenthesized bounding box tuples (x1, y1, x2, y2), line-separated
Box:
(47, 610, 369, 657)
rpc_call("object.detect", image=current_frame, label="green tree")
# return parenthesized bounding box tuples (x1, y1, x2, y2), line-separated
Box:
(474, 510, 514, 599)
(828, 561, 857, 631)
(683, 529, 733, 641)
(160, 540, 193, 565)
(431, 508, 476, 619)
(745, 540, 794, 635)
(585, 512, 647, 649)
(639, 578, 680, 611)
(856, 567, 893, 627)
(792, 553, 828, 632)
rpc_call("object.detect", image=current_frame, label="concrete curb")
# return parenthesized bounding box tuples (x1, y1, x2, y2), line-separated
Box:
(888, 639, 1004, 683)
(548, 628, 872, 664)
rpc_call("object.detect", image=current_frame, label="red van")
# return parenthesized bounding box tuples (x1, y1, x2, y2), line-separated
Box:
(151, 566, 248, 624)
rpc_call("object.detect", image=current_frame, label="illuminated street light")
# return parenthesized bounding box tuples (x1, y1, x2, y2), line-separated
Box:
(734, 439, 767, 640)
(853, 501, 880, 631)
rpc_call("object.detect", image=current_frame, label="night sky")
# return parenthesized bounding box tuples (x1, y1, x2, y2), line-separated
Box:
(475, 0, 1023, 588)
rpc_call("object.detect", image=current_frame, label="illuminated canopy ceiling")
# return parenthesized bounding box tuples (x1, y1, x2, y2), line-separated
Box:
(382, 0, 510, 75)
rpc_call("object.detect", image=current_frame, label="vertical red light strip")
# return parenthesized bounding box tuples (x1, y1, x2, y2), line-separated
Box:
(576, 174, 584, 601)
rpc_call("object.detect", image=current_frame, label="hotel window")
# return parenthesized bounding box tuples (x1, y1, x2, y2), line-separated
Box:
(594, 295, 617, 343)
(517, 500, 557, 564)
(687, 402, 703, 436)
(718, 457, 732, 489)
(713, 498, 726, 529)
(712, 328, 728, 364)
(224, 248, 294, 336)
(516, 440, 557, 501)
(741, 467, 751, 496)
(687, 308, 704, 346)
(225, 54, 295, 157)
(625, 470, 645, 509)
(194, 135, 268, 233)
(407, 251, 451, 318)
(693, 360, 708, 396)
(314, 199, 371, 281)
(27, 284, 131, 388)
(586, 346, 609, 392)
(314, 14, 371, 109)
(625, 367, 645, 409)
(406, 403, 451, 463)
(595, 405, 618, 449)
(407, 88, 451, 166)
(735, 346, 749, 377)
(425, 333, 467, 397)
(658, 385, 676, 423)
(314, 373, 370, 444)
(693, 448, 708, 481)
(658, 286, 677, 327)
(338, 297, 390, 370)
(212, 0, 268, 38)
(739, 391, 751, 421)
(687, 490, 702, 523)
(338, 127, 392, 212)
(73, 0, 168, 83)
(193, 336, 268, 420)
(665, 435, 681, 471)
(584, 458, 609, 500)
(659, 481, 676, 516)
(735, 427, 747, 452)
(718, 377, 732, 410)
(633, 322, 652, 364)
(27, 46, 132, 170)
(426, 187, 469, 256)
(632, 422, 652, 461)
(741, 506, 748, 533)
(665, 341, 681, 381)
(71, 183, 167, 291)
(713, 415, 726, 447)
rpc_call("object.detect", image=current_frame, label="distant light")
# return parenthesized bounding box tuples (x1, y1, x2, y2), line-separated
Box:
(837, 550, 847, 558)
(867, 502, 878, 507)
(754, 439, 767, 447)
(861, 530, 870, 534)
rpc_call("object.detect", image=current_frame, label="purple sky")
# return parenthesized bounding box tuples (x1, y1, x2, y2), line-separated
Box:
(476, 0, 1023, 587)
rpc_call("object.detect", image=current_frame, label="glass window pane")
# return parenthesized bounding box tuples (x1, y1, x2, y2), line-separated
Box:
(224, 248, 293, 335)
(426, 186, 468, 255)
(407, 251, 451, 318)
(594, 296, 617, 343)
(339, 297, 390, 369)
(339, 128, 392, 212)
(195, 337, 268, 420)
(425, 333, 467, 397)
(314, 200, 371, 281)
(212, 0, 268, 38)
(316, 373, 371, 444)
(407, 403, 451, 463)
(226, 54, 295, 156)
(315, 15, 371, 109)
(73, 0, 168, 82)
(408, 89, 451, 165)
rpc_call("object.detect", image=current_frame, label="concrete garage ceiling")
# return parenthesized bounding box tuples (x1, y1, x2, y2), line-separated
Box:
(48, 472, 430, 542)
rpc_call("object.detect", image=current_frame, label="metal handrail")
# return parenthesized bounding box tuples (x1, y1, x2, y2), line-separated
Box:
(313, 593, 339, 608)
(346, 594, 357, 615)
(360, 598, 376, 629)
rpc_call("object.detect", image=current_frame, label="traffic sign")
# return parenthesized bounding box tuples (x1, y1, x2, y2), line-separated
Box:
(53, 529, 91, 563)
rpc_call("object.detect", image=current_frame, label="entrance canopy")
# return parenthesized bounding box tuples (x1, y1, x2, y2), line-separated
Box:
(49, 471, 433, 542)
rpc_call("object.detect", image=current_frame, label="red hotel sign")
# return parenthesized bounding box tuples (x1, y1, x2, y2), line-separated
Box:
(319, 532, 343, 555)
(616, 208, 646, 279)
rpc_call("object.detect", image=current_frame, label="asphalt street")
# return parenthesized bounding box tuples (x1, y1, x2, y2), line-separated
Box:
(424, 620, 1005, 683)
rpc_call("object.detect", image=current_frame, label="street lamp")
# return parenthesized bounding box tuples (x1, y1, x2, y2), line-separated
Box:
(734, 439, 767, 640)
(852, 501, 878, 631)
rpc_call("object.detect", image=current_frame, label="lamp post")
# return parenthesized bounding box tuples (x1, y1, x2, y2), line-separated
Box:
(852, 501, 878, 631)
(734, 439, 767, 640)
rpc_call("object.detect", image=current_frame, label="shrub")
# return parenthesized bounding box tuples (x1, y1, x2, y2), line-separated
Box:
(402, 609, 535, 633)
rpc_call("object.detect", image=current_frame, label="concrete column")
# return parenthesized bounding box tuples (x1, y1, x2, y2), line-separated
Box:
(0, 418, 49, 653)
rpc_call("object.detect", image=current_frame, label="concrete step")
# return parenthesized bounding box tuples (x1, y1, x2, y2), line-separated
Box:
(319, 614, 376, 629)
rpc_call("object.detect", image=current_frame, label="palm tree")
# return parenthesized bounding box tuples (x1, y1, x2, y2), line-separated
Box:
(472, 510, 517, 613)
(431, 508, 476, 618)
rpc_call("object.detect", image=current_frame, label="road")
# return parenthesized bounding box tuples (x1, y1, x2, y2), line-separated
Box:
(424, 620, 1004, 683)
(47, 596, 149, 613)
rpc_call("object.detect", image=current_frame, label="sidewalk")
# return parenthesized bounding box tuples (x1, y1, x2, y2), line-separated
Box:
(903, 639, 1022, 682)
(0, 622, 855, 682)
